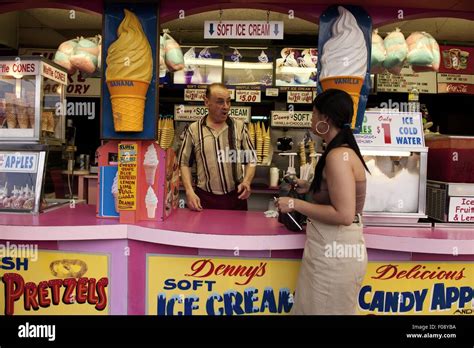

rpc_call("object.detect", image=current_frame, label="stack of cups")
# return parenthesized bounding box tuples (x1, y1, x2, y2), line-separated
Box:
(5, 93, 17, 129)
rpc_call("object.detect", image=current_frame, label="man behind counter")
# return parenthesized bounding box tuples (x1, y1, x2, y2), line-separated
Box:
(178, 83, 257, 211)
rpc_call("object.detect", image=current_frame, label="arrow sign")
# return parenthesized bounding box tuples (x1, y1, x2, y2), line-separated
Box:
(204, 21, 284, 39)
(273, 24, 279, 36)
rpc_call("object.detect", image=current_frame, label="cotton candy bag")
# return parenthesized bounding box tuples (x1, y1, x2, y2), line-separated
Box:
(163, 33, 184, 72)
(409, 32, 440, 72)
(383, 28, 408, 74)
(371, 29, 386, 74)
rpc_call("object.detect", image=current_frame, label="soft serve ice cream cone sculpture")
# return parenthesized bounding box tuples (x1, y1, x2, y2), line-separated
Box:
(106, 9, 153, 132)
(319, 6, 368, 128)
(143, 143, 159, 186)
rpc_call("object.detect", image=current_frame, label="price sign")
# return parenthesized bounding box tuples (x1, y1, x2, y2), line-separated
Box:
(287, 91, 313, 104)
(184, 89, 206, 101)
(354, 111, 425, 147)
(266, 88, 279, 97)
(236, 90, 261, 103)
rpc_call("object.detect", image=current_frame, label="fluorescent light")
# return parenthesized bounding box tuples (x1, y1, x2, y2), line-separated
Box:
(185, 58, 222, 66)
(361, 150, 411, 157)
(224, 62, 273, 70)
(278, 66, 317, 73)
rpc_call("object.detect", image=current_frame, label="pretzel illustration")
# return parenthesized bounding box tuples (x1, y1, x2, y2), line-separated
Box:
(50, 259, 88, 278)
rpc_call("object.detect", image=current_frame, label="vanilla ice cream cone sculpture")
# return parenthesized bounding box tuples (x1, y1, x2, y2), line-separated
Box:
(143, 144, 159, 186)
(145, 186, 158, 218)
(106, 9, 153, 132)
(319, 6, 368, 128)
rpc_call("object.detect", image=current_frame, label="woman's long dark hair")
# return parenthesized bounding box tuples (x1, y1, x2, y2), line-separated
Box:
(310, 89, 370, 193)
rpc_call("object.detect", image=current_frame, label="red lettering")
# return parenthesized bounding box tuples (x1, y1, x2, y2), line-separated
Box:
(371, 264, 398, 280)
(76, 278, 88, 304)
(24, 282, 39, 311)
(87, 278, 99, 304)
(38, 281, 51, 307)
(62, 278, 77, 304)
(48, 279, 63, 305)
(1, 273, 24, 315)
(185, 259, 267, 285)
(95, 278, 108, 311)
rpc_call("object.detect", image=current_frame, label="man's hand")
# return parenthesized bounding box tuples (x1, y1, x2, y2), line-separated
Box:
(186, 190, 203, 211)
(237, 181, 251, 200)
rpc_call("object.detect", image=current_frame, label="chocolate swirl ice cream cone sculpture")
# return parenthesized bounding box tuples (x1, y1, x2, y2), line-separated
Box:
(319, 6, 368, 128)
(106, 9, 153, 132)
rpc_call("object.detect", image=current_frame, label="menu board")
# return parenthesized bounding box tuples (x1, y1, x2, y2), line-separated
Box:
(376, 64, 437, 93)
(437, 73, 474, 94)
(174, 46, 222, 85)
(223, 47, 273, 86)
(275, 48, 317, 87)
(118, 143, 138, 210)
(355, 111, 424, 148)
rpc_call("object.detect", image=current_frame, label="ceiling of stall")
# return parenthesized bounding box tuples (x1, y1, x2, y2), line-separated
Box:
(17, 8, 102, 48)
(1, 7, 474, 50)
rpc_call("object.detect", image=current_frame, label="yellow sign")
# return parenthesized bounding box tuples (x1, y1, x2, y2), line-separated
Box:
(358, 262, 474, 315)
(147, 255, 300, 315)
(118, 143, 138, 210)
(0, 249, 109, 315)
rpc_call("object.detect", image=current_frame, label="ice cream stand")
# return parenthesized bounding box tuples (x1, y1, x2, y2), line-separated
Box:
(0, 0, 473, 317)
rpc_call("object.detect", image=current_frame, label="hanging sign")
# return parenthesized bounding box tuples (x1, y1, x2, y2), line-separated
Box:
(235, 90, 261, 103)
(204, 21, 284, 40)
(287, 91, 313, 104)
(271, 111, 312, 128)
(174, 105, 251, 123)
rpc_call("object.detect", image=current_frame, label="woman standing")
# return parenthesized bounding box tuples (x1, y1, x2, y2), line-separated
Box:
(275, 89, 369, 314)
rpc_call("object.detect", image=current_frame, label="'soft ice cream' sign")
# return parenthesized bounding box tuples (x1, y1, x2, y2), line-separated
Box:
(0, 152, 38, 173)
(147, 255, 299, 315)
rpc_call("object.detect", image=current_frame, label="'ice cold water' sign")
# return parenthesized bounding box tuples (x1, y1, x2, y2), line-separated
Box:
(355, 111, 425, 147)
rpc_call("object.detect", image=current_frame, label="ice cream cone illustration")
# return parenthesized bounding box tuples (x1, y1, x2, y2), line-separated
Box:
(143, 143, 159, 185)
(106, 9, 153, 132)
(145, 186, 158, 218)
(319, 6, 368, 128)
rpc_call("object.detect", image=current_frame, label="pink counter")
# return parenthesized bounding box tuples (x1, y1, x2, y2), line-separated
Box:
(1, 204, 473, 315)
